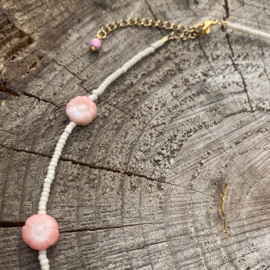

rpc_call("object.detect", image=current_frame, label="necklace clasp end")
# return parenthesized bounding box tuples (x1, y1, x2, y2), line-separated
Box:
(162, 36, 169, 42)
(194, 19, 219, 36)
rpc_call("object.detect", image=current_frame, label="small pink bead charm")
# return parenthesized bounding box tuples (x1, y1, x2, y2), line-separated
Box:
(22, 214, 59, 250)
(66, 96, 97, 126)
(90, 37, 101, 52)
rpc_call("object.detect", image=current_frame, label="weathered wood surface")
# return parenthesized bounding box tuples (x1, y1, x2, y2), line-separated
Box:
(1, 0, 270, 269)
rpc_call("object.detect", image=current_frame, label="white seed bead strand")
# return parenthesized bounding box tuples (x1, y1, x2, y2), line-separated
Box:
(88, 93, 98, 101)
(38, 250, 50, 270)
(37, 121, 76, 215)
(88, 39, 165, 101)
(227, 21, 270, 41)
(151, 39, 164, 50)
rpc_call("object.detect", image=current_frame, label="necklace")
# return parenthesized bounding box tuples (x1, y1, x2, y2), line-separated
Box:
(20, 18, 270, 269)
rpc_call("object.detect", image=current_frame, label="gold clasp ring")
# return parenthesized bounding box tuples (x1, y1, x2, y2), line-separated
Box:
(194, 19, 219, 36)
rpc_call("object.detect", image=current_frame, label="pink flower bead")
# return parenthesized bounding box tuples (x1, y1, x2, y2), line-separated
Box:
(66, 96, 97, 126)
(90, 38, 101, 52)
(22, 214, 59, 250)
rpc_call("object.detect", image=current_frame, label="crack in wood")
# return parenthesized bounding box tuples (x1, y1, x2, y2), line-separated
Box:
(221, 0, 254, 113)
(52, 59, 90, 94)
(225, 33, 234, 57)
(219, 183, 228, 235)
(60, 221, 164, 234)
(0, 145, 211, 196)
(22, 90, 61, 109)
(0, 82, 20, 97)
(221, 0, 230, 33)
(228, 53, 253, 112)
(0, 221, 25, 227)
(52, 59, 84, 82)
(224, 31, 254, 112)
(223, 0, 230, 20)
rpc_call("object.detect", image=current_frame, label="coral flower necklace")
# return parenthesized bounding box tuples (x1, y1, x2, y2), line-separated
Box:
(21, 18, 270, 270)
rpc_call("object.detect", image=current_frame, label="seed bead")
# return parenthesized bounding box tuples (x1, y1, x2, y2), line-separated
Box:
(39, 201, 47, 206)
(43, 183, 51, 189)
(40, 197, 48, 202)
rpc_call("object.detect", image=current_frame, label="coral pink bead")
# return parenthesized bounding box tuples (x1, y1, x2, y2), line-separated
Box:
(66, 96, 97, 126)
(22, 214, 59, 250)
(90, 38, 101, 52)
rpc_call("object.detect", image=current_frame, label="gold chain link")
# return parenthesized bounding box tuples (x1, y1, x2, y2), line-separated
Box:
(95, 18, 219, 42)
(96, 18, 193, 41)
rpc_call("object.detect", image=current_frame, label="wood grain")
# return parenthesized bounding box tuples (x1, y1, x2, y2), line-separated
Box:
(1, 0, 270, 269)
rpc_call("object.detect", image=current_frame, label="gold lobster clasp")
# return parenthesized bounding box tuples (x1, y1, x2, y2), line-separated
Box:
(194, 19, 219, 36)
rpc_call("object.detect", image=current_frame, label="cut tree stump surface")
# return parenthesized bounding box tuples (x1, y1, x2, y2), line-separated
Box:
(1, 0, 270, 269)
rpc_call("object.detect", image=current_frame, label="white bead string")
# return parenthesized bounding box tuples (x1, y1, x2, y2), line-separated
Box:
(35, 39, 164, 269)
(88, 39, 164, 101)
(227, 21, 270, 41)
(36, 39, 165, 269)
(38, 250, 49, 270)
(37, 122, 76, 269)
(37, 121, 76, 215)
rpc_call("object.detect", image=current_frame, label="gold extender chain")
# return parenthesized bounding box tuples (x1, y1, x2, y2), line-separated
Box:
(95, 18, 222, 42)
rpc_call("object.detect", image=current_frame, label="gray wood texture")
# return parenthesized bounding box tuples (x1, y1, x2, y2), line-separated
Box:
(1, 0, 270, 269)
